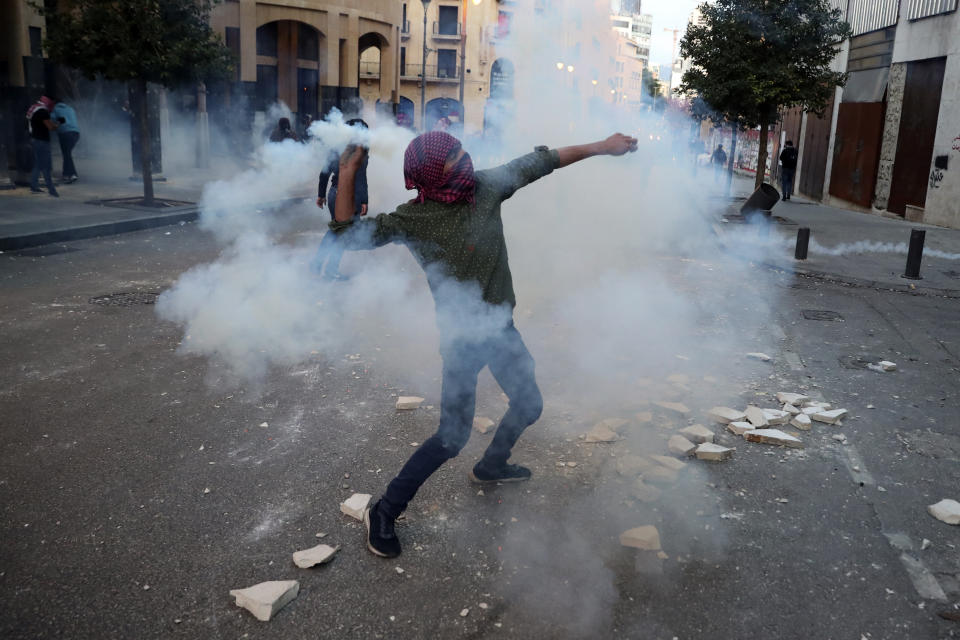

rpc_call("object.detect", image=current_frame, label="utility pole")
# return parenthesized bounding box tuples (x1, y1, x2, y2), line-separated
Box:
(420, 0, 432, 130)
(458, 0, 467, 109)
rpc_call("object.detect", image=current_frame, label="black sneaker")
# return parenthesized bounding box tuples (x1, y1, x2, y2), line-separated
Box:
(364, 500, 401, 558)
(469, 461, 532, 484)
(30, 188, 43, 194)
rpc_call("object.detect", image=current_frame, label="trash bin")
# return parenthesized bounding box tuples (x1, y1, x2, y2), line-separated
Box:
(740, 183, 781, 215)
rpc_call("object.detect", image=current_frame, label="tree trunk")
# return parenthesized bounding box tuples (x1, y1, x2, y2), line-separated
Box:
(725, 123, 738, 196)
(755, 113, 770, 191)
(137, 78, 155, 206)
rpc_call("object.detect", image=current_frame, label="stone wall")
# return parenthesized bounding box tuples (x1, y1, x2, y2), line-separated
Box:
(872, 62, 906, 211)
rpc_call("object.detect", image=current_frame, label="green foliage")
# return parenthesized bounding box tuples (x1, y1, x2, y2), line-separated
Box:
(678, 0, 851, 129)
(35, 0, 233, 88)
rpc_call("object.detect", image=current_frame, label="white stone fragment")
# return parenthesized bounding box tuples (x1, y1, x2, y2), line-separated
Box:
(473, 417, 496, 434)
(744, 406, 769, 427)
(790, 414, 812, 430)
(292, 544, 340, 568)
(585, 422, 619, 443)
(927, 499, 960, 525)
(460, 608, 470, 617)
(706, 406, 747, 424)
(695, 442, 733, 461)
(667, 435, 697, 457)
(762, 409, 791, 425)
(776, 392, 810, 406)
(782, 403, 801, 416)
(396, 396, 425, 410)
(649, 455, 686, 471)
(230, 580, 299, 621)
(801, 406, 822, 415)
(811, 408, 847, 424)
(643, 465, 678, 485)
(801, 400, 832, 410)
(653, 401, 691, 416)
(879, 360, 897, 371)
(616, 455, 654, 476)
(619, 525, 661, 550)
(746, 352, 772, 362)
(679, 424, 714, 444)
(340, 493, 372, 521)
(744, 428, 804, 449)
(727, 421, 755, 436)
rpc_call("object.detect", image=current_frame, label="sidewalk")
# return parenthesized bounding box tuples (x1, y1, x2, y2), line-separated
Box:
(722, 175, 960, 296)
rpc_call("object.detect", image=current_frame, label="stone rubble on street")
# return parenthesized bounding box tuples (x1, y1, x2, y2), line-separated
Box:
(746, 352, 772, 362)
(653, 401, 691, 416)
(679, 424, 714, 443)
(927, 499, 960, 525)
(292, 544, 340, 569)
(340, 493, 372, 521)
(229, 580, 300, 622)
(810, 408, 847, 424)
(775, 392, 810, 406)
(790, 414, 812, 430)
(727, 421, 755, 436)
(695, 442, 734, 461)
(668, 435, 697, 457)
(472, 416, 495, 434)
(744, 429, 804, 449)
(619, 525, 661, 550)
(707, 406, 747, 424)
(396, 396, 425, 410)
(744, 405, 769, 427)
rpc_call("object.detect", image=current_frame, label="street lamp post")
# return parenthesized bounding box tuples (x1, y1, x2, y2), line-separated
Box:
(420, 0, 431, 130)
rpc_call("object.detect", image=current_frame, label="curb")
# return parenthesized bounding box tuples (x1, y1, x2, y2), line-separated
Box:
(0, 207, 199, 251)
(761, 260, 960, 299)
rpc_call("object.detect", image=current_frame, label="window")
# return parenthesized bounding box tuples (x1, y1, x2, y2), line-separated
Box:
(225, 27, 240, 80)
(437, 48, 457, 78)
(29, 27, 42, 57)
(257, 23, 278, 57)
(613, 20, 629, 28)
(400, 47, 406, 75)
(497, 11, 511, 38)
(298, 24, 319, 61)
(438, 6, 459, 35)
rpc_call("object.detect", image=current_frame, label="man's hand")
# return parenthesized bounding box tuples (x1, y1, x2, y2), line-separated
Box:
(316, 197, 326, 209)
(339, 145, 367, 174)
(601, 133, 638, 156)
(360, 204, 368, 216)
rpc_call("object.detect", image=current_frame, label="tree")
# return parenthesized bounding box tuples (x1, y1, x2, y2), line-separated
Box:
(679, 0, 851, 191)
(36, 0, 233, 205)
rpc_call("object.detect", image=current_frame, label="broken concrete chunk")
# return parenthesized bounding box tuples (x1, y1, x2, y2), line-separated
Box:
(744, 428, 804, 449)
(695, 442, 733, 461)
(396, 396, 425, 410)
(668, 435, 697, 457)
(706, 407, 747, 424)
(631, 479, 662, 503)
(667, 374, 689, 385)
(879, 360, 897, 371)
(744, 406, 769, 428)
(230, 580, 299, 622)
(801, 400, 832, 410)
(927, 499, 960, 525)
(635, 411, 653, 424)
(653, 401, 691, 416)
(619, 525, 661, 551)
(292, 544, 340, 569)
(762, 409, 791, 425)
(746, 352, 772, 362)
(650, 454, 687, 471)
(727, 421, 756, 436)
(679, 424, 714, 444)
(790, 414, 812, 430)
(782, 403, 800, 416)
(616, 455, 654, 477)
(643, 465, 679, 485)
(472, 417, 496, 434)
(340, 493, 372, 521)
(801, 406, 823, 416)
(811, 408, 847, 424)
(585, 422, 619, 443)
(595, 418, 629, 432)
(776, 392, 810, 406)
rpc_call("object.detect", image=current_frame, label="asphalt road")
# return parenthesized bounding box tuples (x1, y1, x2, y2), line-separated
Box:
(1, 220, 958, 639)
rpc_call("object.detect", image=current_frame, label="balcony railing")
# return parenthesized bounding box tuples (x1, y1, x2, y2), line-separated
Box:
(401, 64, 460, 82)
(360, 61, 380, 77)
(401, 20, 411, 39)
(432, 21, 462, 39)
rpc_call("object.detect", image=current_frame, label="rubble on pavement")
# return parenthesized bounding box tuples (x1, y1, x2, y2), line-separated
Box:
(810, 408, 847, 424)
(695, 442, 733, 461)
(653, 401, 691, 416)
(790, 414, 812, 430)
(668, 435, 697, 457)
(679, 424, 714, 444)
(744, 429, 804, 449)
(776, 392, 810, 406)
(744, 406, 768, 428)
(473, 417, 496, 434)
(292, 544, 340, 568)
(727, 421, 755, 436)
(340, 493, 372, 521)
(707, 406, 747, 424)
(746, 352, 772, 362)
(928, 499, 960, 525)
(619, 525, 661, 550)
(396, 396, 425, 410)
(230, 580, 300, 621)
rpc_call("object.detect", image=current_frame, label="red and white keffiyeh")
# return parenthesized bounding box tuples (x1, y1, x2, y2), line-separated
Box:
(403, 132, 476, 205)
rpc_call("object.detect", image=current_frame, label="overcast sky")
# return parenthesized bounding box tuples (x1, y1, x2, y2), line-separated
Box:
(642, 0, 703, 67)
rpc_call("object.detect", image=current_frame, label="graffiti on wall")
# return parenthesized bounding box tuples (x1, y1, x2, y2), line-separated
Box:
(930, 169, 945, 189)
(952, 135, 960, 153)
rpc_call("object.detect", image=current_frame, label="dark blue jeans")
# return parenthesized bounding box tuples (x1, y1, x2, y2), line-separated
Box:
(379, 323, 543, 518)
(781, 167, 795, 199)
(58, 131, 80, 178)
(313, 187, 357, 277)
(30, 139, 56, 194)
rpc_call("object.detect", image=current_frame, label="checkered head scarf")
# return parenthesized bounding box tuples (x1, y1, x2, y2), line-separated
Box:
(403, 132, 475, 205)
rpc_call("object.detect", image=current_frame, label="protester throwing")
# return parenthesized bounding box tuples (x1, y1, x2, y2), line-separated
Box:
(330, 130, 638, 558)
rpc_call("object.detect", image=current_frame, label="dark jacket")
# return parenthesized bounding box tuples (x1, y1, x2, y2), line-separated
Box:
(318, 153, 368, 214)
(779, 146, 798, 170)
(711, 148, 727, 165)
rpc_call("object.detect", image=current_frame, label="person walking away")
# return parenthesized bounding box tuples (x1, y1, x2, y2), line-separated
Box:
(313, 119, 369, 280)
(26, 96, 59, 197)
(52, 100, 80, 183)
(268, 117, 299, 143)
(331, 130, 638, 558)
(779, 140, 799, 200)
(710, 144, 727, 184)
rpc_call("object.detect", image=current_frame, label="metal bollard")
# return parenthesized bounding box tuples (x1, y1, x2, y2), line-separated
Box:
(902, 229, 926, 280)
(795, 227, 810, 260)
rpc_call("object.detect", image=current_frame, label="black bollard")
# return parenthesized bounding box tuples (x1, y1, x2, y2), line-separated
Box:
(795, 227, 810, 260)
(902, 229, 926, 280)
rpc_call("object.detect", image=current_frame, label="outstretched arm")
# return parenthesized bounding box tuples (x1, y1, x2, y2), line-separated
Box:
(555, 133, 638, 168)
(335, 146, 367, 222)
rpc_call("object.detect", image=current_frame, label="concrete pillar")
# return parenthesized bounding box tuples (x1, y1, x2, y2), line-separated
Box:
(873, 62, 906, 212)
(379, 33, 397, 105)
(239, 0, 257, 83)
(323, 11, 340, 87)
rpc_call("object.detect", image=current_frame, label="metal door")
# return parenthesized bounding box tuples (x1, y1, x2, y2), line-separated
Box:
(799, 96, 834, 200)
(887, 57, 947, 215)
(829, 102, 885, 207)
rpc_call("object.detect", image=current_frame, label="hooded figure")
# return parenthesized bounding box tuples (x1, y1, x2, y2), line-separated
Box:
(403, 131, 476, 205)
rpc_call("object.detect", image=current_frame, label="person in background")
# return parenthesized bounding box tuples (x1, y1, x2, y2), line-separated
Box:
(779, 140, 799, 201)
(710, 143, 727, 184)
(313, 118, 369, 280)
(331, 130, 638, 558)
(26, 95, 59, 197)
(269, 117, 299, 143)
(52, 99, 81, 183)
